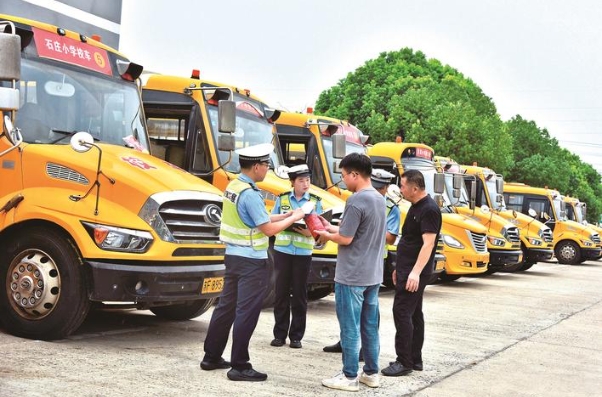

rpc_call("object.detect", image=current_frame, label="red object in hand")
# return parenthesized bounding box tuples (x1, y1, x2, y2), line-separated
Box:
(305, 213, 326, 240)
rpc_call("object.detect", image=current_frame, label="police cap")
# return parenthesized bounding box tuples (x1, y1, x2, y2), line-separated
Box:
(236, 143, 274, 163)
(371, 168, 395, 188)
(287, 164, 312, 180)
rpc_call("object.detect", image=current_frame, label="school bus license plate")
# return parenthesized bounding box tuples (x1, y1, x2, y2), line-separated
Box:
(202, 277, 224, 294)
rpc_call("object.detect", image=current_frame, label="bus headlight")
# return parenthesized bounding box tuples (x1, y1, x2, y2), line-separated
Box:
(82, 222, 154, 253)
(442, 234, 464, 249)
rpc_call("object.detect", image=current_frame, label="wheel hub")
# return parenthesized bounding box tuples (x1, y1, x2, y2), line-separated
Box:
(7, 250, 61, 319)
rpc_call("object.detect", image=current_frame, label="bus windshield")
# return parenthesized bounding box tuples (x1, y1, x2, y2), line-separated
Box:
(322, 136, 366, 189)
(10, 58, 149, 150)
(402, 157, 452, 207)
(443, 173, 471, 207)
(485, 176, 507, 211)
(206, 95, 281, 173)
(552, 196, 565, 221)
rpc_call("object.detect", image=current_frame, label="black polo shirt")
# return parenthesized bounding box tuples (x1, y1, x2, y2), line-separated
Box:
(396, 194, 442, 277)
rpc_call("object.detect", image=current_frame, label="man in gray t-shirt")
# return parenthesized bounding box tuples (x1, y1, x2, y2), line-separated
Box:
(336, 188, 386, 285)
(316, 153, 386, 391)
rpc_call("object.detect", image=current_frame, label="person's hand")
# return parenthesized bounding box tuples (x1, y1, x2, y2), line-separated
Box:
(317, 215, 331, 229)
(294, 226, 312, 237)
(405, 270, 420, 292)
(290, 208, 305, 221)
(392, 269, 397, 287)
(314, 229, 330, 245)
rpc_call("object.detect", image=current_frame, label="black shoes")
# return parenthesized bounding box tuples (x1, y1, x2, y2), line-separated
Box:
(289, 340, 302, 349)
(200, 357, 231, 371)
(381, 361, 413, 377)
(227, 368, 268, 382)
(270, 338, 285, 347)
(323, 341, 342, 353)
(388, 361, 423, 371)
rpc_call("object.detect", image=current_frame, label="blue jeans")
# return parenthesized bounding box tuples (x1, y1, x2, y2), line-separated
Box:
(335, 283, 380, 378)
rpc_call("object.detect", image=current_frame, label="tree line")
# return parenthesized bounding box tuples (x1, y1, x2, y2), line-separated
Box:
(314, 48, 602, 224)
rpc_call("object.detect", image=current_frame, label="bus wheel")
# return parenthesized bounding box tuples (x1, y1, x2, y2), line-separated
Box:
(554, 241, 581, 265)
(0, 227, 90, 340)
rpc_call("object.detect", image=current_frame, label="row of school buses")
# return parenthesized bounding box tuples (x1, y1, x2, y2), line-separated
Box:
(0, 15, 599, 340)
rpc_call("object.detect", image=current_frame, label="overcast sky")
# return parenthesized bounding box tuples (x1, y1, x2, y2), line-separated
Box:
(120, 0, 602, 175)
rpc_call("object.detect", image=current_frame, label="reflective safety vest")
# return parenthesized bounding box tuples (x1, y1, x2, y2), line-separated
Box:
(219, 179, 269, 251)
(274, 192, 320, 250)
(384, 196, 397, 259)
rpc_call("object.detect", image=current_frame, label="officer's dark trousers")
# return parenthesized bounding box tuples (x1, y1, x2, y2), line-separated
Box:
(392, 274, 429, 367)
(272, 250, 311, 341)
(203, 254, 268, 370)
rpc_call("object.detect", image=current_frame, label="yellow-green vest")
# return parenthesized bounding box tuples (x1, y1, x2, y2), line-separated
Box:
(219, 179, 269, 251)
(274, 192, 320, 250)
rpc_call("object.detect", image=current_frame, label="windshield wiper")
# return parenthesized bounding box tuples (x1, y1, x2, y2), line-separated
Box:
(49, 129, 99, 144)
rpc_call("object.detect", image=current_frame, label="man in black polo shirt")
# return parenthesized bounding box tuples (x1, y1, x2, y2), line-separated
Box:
(381, 169, 442, 377)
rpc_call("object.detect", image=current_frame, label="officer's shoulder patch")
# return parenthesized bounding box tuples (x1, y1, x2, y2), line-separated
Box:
(309, 193, 322, 201)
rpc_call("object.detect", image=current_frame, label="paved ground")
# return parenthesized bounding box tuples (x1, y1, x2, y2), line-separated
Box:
(1, 260, 601, 396)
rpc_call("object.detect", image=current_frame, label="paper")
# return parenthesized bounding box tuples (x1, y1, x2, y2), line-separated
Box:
(301, 201, 315, 215)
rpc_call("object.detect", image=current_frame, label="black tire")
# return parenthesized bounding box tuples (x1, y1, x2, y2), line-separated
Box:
(150, 299, 215, 320)
(307, 286, 333, 301)
(438, 272, 460, 282)
(0, 227, 90, 340)
(261, 245, 277, 308)
(554, 240, 581, 265)
(518, 262, 535, 271)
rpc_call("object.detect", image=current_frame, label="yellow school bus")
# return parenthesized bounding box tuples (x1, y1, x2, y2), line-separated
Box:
(142, 74, 346, 302)
(0, 15, 226, 340)
(503, 183, 600, 264)
(435, 158, 552, 272)
(563, 195, 601, 260)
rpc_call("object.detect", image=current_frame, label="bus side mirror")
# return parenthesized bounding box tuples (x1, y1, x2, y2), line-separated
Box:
(217, 134, 235, 151)
(496, 177, 504, 194)
(218, 100, 236, 133)
(453, 173, 463, 189)
(434, 173, 445, 194)
(470, 180, 477, 209)
(528, 208, 537, 217)
(332, 133, 346, 159)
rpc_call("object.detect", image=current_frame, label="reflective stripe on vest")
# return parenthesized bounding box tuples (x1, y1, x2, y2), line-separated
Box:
(219, 179, 269, 251)
(274, 192, 318, 250)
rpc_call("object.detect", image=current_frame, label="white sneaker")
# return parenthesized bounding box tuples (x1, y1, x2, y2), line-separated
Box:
(322, 371, 359, 392)
(359, 371, 380, 388)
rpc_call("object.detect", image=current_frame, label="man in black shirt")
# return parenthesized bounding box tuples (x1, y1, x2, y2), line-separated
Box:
(381, 169, 442, 377)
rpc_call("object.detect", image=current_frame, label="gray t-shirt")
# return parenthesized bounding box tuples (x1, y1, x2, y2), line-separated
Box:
(335, 187, 386, 286)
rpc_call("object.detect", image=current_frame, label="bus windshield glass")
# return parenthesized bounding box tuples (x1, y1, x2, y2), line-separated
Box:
(206, 95, 281, 173)
(10, 58, 149, 150)
(322, 136, 366, 189)
(402, 157, 452, 207)
(485, 176, 507, 211)
(443, 173, 470, 207)
(552, 196, 565, 221)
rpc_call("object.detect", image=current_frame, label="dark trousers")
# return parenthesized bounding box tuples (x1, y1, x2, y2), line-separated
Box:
(203, 254, 268, 370)
(392, 274, 429, 367)
(272, 250, 311, 341)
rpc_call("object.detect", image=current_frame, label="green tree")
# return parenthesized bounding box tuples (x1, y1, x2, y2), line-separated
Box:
(505, 115, 602, 223)
(315, 48, 513, 173)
